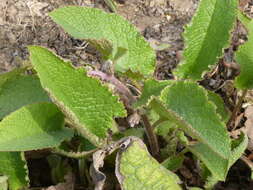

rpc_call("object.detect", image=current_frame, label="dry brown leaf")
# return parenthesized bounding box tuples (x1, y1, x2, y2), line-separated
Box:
(244, 106, 253, 151)
(90, 137, 134, 190)
(42, 173, 75, 190)
(26, 0, 49, 17)
(239, 0, 250, 8)
(170, 0, 194, 13)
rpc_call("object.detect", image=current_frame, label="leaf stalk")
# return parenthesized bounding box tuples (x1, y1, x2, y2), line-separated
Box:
(141, 115, 160, 159)
(52, 148, 98, 159)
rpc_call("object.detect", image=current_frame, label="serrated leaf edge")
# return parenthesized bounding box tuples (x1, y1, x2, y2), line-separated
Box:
(29, 46, 126, 147)
(0, 102, 74, 152)
(49, 6, 156, 78)
(134, 79, 173, 109)
(115, 137, 181, 189)
(149, 81, 231, 157)
(20, 152, 29, 187)
(174, 0, 237, 80)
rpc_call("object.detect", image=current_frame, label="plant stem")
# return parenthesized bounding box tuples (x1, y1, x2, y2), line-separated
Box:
(152, 118, 167, 129)
(104, 0, 117, 12)
(227, 89, 248, 130)
(88, 70, 136, 105)
(141, 115, 160, 158)
(52, 148, 97, 159)
(89, 70, 160, 158)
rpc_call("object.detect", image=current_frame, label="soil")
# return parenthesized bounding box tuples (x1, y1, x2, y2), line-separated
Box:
(0, 0, 197, 74)
(1, 0, 253, 189)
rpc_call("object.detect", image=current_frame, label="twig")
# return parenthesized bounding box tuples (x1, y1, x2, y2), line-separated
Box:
(52, 148, 97, 159)
(141, 115, 160, 158)
(227, 89, 248, 130)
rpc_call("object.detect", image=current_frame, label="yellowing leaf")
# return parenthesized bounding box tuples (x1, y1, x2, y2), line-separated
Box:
(28, 46, 126, 146)
(116, 139, 182, 190)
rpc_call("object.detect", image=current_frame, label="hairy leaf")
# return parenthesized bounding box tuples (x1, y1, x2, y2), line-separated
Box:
(0, 152, 28, 190)
(0, 67, 26, 87)
(162, 155, 185, 171)
(230, 134, 248, 167)
(148, 81, 246, 180)
(49, 6, 155, 77)
(116, 139, 182, 189)
(159, 81, 231, 158)
(28, 46, 126, 146)
(134, 79, 172, 108)
(238, 11, 251, 27)
(174, 0, 237, 80)
(87, 39, 114, 60)
(189, 134, 247, 181)
(0, 103, 73, 151)
(235, 13, 253, 89)
(0, 74, 50, 119)
(207, 91, 230, 122)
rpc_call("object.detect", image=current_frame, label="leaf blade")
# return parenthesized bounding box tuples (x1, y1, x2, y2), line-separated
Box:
(134, 79, 172, 108)
(207, 90, 230, 122)
(174, 0, 237, 80)
(0, 74, 50, 119)
(0, 102, 73, 151)
(235, 14, 253, 89)
(116, 139, 182, 190)
(159, 81, 231, 158)
(28, 46, 126, 146)
(49, 6, 155, 77)
(0, 152, 28, 190)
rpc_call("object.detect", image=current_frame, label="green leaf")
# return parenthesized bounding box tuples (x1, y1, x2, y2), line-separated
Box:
(174, 0, 237, 80)
(116, 139, 182, 190)
(189, 143, 228, 180)
(204, 175, 219, 190)
(134, 79, 172, 108)
(0, 74, 50, 119)
(162, 155, 184, 171)
(207, 91, 230, 122)
(229, 133, 248, 167)
(155, 120, 177, 138)
(87, 39, 114, 60)
(0, 67, 26, 87)
(122, 128, 145, 139)
(28, 46, 126, 147)
(148, 81, 247, 180)
(0, 102, 73, 151)
(159, 81, 231, 158)
(104, 0, 117, 12)
(189, 134, 247, 181)
(238, 11, 251, 27)
(49, 6, 155, 77)
(0, 152, 28, 190)
(235, 13, 253, 89)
